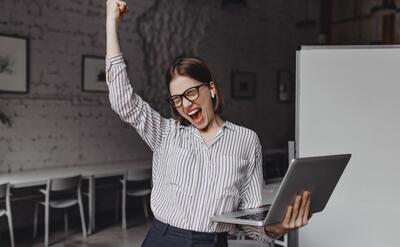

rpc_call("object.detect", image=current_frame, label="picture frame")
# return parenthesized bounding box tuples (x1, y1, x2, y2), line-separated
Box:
(82, 55, 107, 92)
(277, 69, 292, 103)
(231, 71, 256, 99)
(0, 34, 29, 93)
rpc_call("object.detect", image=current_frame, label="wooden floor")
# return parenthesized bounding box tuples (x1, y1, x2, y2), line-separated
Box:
(36, 223, 149, 247)
(0, 210, 151, 247)
(16, 221, 151, 247)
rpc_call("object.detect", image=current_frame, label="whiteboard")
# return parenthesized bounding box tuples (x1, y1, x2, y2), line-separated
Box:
(296, 46, 400, 247)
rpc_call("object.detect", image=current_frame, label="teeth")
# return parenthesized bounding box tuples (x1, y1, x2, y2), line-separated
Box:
(188, 109, 200, 116)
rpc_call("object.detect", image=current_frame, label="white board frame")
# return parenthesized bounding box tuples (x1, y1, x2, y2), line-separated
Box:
(296, 45, 400, 247)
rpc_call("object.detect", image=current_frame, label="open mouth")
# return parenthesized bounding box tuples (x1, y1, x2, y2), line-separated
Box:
(188, 108, 203, 124)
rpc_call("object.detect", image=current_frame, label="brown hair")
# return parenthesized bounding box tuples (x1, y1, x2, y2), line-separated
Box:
(165, 57, 224, 124)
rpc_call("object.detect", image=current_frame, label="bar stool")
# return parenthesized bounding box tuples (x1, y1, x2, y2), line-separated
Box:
(115, 168, 152, 229)
(33, 175, 87, 247)
(0, 183, 15, 247)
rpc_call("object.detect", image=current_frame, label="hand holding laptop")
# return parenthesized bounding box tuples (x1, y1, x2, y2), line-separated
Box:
(264, 190, 311, 236)
(210, 154, 351, 237)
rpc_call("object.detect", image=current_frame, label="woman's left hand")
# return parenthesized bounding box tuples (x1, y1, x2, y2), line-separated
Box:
(264, 190, 311, 236)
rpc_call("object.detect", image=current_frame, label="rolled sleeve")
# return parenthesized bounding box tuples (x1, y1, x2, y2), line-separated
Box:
(105, 54, 172, 151)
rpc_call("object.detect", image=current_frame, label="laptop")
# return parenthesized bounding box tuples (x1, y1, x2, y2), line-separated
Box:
(209, 154, 351, 226)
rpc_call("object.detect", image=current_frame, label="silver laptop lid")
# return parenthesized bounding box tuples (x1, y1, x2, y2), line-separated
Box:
(264, 154, 351, 225)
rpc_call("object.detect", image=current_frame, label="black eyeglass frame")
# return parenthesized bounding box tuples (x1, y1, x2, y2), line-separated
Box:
(166, 83, 210, 108)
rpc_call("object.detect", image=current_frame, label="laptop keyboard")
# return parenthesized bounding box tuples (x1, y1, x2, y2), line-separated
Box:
(236, 210, 269, 221)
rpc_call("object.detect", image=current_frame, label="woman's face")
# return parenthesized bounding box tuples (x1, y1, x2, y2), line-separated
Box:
(169, 75, 216, 130)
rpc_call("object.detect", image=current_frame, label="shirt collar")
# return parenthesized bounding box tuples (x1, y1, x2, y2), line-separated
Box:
(178, 120, 235, 132)
(222, 121, 235, 131)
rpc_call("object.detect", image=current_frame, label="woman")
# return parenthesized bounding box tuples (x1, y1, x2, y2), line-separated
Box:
(106, 1, 311, 246)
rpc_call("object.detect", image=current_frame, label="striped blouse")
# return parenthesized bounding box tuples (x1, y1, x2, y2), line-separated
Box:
(106, 54, 274, 242)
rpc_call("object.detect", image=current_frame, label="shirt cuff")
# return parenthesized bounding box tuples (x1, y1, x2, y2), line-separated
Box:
(263, 227, 283, 240)
(105, 53, 125, 68)
(106, 52, 123, 60)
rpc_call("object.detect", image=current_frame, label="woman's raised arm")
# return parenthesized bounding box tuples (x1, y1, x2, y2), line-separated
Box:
(106, 0, 127, 58)
(105, 0, 172, 152)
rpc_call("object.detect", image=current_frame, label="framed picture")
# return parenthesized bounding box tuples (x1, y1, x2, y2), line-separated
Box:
(82, 55, 107, 92)
(231, 71, 256, 99)
(277, 70, 292, 103)
(0, 34, 29, 93)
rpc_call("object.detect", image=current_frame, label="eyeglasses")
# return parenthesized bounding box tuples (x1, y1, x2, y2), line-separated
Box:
(166, 83, 209, 108)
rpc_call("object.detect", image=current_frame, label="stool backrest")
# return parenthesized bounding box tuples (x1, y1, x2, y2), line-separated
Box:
(0, 183, 8, 199)
(49, 175, 81, 192)
(125, 168, 151, 182)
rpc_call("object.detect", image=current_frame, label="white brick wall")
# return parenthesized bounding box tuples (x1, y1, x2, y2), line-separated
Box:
(0, 0, 313, 232)
(0, 0, 303, 173)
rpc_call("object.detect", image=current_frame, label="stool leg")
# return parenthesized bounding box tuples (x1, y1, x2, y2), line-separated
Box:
(5, 184, 15, 247)
(7, 214, 15, 247)
(122, 191, 127, 229)
(44, 203, 49, 247)
(78, 193, 87, 238)
(6, 211, 15, 247)
(88, 176, 95, 235)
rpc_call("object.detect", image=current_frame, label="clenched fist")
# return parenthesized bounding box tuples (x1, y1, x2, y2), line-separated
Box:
(106, 0, 128, 22)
